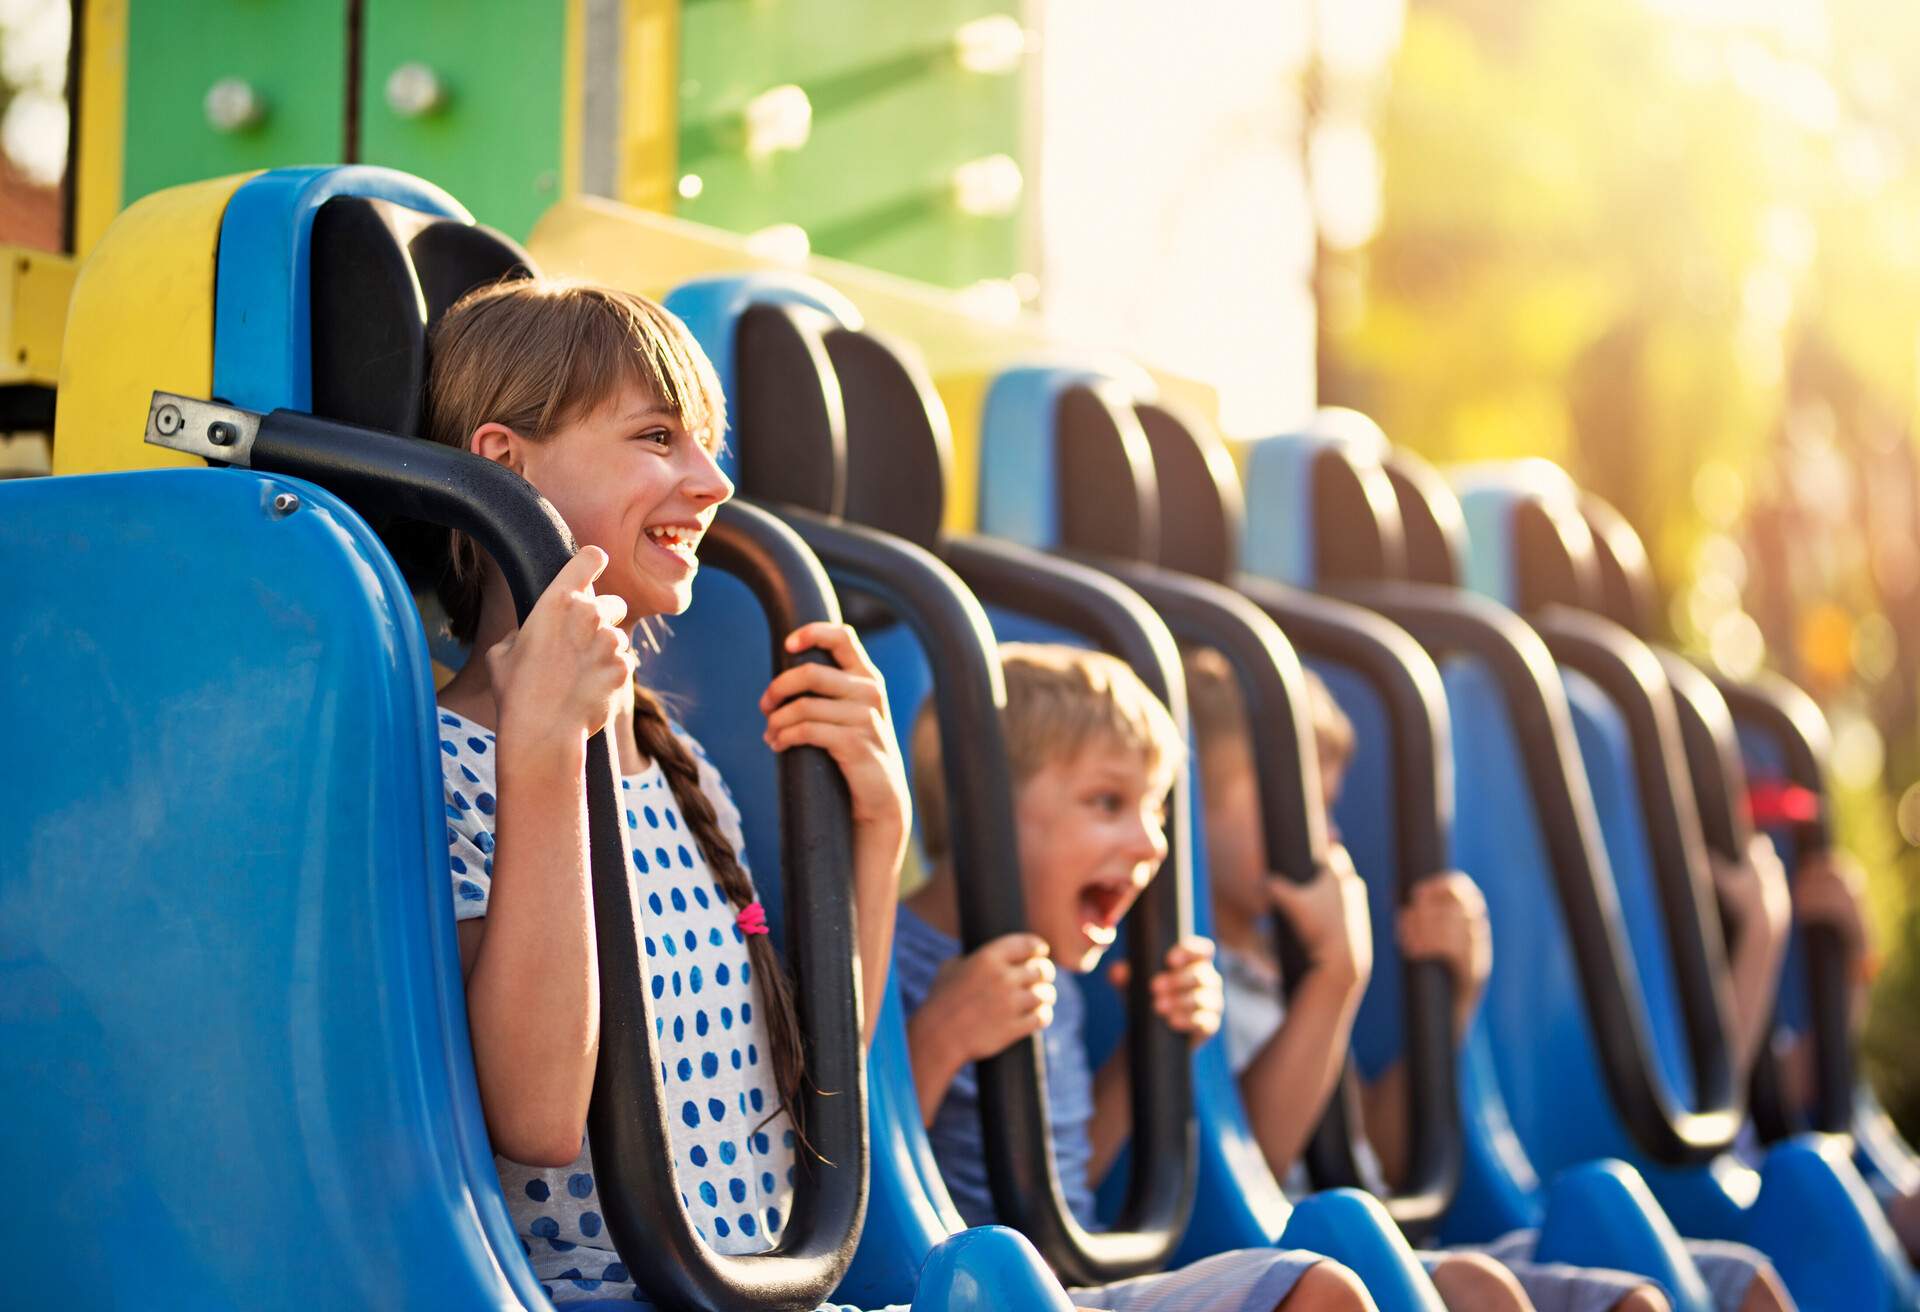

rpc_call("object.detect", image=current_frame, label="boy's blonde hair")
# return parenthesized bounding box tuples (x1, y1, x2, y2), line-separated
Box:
(425, 277, 728, 643)
(912, 643, 1184, 865)
(1182, 646, 1353, 787)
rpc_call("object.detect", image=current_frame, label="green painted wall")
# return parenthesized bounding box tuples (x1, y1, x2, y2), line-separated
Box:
(358, 0, 568, 240)
(675, 1, 1025, 289)
(123, 1, 348, 203)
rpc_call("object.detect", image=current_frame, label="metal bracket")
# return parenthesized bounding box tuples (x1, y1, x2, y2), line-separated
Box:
(144, 391, 263, 466)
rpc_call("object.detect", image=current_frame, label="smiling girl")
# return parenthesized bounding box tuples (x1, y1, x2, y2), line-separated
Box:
(426, 280, 911, 1305)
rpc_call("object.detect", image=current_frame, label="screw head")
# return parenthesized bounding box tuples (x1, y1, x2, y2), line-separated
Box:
(154, 403, 184, 436)
(204, 78, 266, 133)
(272, 492, 301, 515)
(207, 420, 239, 447)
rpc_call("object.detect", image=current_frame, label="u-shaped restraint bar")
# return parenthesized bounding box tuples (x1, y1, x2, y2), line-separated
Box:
(687, 284, 1198, 1287)
(1029, 380, 1462, 1230)
(1130, 398, 1463, 1231)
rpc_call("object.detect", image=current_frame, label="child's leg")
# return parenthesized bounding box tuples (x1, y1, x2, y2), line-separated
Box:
(1069, 1248, 1371, 1312)
(1424, 1251, 1533, 1312)
(1683, 1241, 1791, 1312)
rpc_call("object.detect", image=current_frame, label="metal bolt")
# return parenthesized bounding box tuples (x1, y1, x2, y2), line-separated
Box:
(272, 492, 301, 516)
(207, 420, 238, 447)
(385, 62, 447, 118)
(204, 78, 266, 133)
(154, 403, 184, 436)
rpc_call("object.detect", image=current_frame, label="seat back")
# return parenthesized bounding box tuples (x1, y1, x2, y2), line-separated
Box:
(0, 468, 535, 1308)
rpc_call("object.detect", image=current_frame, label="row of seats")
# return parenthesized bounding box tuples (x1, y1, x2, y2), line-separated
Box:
(3, 164, 1917, 1311)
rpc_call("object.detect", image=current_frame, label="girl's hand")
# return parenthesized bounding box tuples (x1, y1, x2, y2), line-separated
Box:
(1111, 937, 1225, 1047)
(1396, 871, 1493, 1041)
(488, 546, 635, 753)
(759, 622, 911, 850)
(1795, 847, 1873, 977)
(913, 933, 1058, 1065)
(1265, 843, 1373, 992)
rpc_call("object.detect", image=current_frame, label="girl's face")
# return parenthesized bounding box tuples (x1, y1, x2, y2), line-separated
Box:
(513, 381, 734, 620)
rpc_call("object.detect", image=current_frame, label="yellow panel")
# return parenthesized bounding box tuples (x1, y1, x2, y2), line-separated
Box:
(73, 0, 127, 260)
(934, 371, 988, 536)
(621, 0, 679, 213)
(561, 0, 584, 198)
(53, 173, 252, 476)
(0, 247, 77, 387)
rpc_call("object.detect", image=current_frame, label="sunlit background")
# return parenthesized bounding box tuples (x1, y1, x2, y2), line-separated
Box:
(6, 0, 1918, 1131)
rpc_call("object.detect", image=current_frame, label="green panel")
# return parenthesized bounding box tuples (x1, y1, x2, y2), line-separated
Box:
(358, 0, 567, 240)
(123, 0, 349, 205)
(677, 0, 1025, 288)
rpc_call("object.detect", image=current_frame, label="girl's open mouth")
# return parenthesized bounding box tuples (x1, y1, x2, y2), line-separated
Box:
(643, 523, 701, 571)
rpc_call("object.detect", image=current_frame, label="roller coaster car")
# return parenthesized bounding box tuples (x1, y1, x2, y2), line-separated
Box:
(1, 165, 1068, 1311)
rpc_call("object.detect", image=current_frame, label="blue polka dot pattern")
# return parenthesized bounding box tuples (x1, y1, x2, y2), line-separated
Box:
(435, 704, 793, 1273)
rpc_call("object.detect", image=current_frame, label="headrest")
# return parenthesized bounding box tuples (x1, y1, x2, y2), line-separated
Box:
(1453, 460, 1601, 614)
(976, 362, 1159, 560)
(309, 195, 533, 438)
(1579, 492, 1659, 636)
(729, 300, 848, 517)
(664, 272, 862, 484)
(1380, 448, 1467, 588)
(1134, 402, 1244, 583)
(825, 326, 951, 552)
(1240, 408, 1405, 587)
(213, 166, 473, 417)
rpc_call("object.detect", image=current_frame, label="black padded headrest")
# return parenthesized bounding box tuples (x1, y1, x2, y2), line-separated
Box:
(1513, 492, 1602, 614)
(826, 326, 949, 552)
(1134, 401, 1243, 583)
(1311, 444, 1407, 584)
(1056, 382, 1160, 564)
(309, 195, 533, 438)
(1382, 450, 1466, 587)
(1580, 492, 1658, 636)
(308, 195, 534, 593)
(731, 302, 847, 518)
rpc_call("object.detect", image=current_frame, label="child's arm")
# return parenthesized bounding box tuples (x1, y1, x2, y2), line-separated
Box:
(457, 548, 638, 1166)
(1088, 937, 1224, 1179)
(1711, 833, 1793, 1079)
(760, 621, 912, 1045)
(1360, 871, 1491, 1184)
(1236, 846, 1373, 1184)
(1779, 845, 1874, 1111)
(905, 934, 1058, 1125)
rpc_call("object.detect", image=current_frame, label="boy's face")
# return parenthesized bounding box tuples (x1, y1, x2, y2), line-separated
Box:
(1015, 739, 1171, 973)
(1203, 740, 1348, 932)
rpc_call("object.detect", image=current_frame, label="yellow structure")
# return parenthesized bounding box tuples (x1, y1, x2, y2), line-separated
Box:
(52, 173, 251, 476)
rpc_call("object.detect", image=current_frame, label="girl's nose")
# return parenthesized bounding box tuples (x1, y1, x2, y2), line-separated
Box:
(685, 443, 735, 506)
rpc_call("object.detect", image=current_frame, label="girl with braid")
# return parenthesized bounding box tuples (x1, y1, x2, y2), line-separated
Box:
(427, 280, 912, 1306)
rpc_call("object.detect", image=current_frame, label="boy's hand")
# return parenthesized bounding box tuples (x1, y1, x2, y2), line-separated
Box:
(760, 622, 911, 855)
(1396, 871, 1492, 1041)
(1110, 937, 1225, 1047)
(912, 933, 1058, 1066)
(490, 546, 636, 753)
(1795, 847, 1873, 978)
(1265, 843, 1373, 992)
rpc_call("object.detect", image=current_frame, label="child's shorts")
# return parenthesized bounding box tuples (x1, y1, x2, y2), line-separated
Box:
(1068, 1246, 1325, 1312)
(1435, 1227, 1773, 1312)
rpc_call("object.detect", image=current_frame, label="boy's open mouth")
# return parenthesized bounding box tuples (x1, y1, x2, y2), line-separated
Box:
(1077, 880, 1133, 947)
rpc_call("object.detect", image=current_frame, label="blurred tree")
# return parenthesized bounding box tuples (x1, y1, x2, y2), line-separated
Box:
(1322, 0, 1920, 1136)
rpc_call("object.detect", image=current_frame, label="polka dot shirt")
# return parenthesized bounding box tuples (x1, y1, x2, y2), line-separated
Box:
(439, 707, 797, 1302)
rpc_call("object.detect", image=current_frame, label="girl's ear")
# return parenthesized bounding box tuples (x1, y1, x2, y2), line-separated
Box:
(469, 422, 525, 474)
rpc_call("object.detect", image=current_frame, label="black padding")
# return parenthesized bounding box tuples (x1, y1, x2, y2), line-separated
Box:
(1056, 384, 1160, 563)
(1383, 451, 1467, 587)
(1582, 493, 1660, 636)
(1312, 447, 1406, 583)
(309, 195, 532, 440)
(1514, 497, 1601, 613)
(1134, 403, 1242, 582)
(825, 327, 948, 551)
(733, 302, 847, 517)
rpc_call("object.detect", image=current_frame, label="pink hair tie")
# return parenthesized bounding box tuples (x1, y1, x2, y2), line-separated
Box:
(736, 901, 770, 936)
